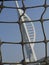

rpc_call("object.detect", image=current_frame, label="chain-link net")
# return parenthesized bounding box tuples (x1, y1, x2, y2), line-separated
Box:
(0, 0, 49, 65)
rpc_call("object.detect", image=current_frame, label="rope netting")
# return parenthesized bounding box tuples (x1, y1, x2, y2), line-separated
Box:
(0, 0, 49, 65)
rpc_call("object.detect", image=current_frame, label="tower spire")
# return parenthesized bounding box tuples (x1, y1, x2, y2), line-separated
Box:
(15, 1, 37, 62)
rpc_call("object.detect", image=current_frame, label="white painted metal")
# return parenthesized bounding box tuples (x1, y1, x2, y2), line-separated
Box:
(15, 1, 37, 62)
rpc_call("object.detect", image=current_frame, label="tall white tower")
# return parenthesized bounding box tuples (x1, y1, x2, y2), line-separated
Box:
(15, 1, 37, 62)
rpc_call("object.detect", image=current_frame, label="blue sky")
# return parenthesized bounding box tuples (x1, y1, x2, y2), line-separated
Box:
(0, 0, 49, 63)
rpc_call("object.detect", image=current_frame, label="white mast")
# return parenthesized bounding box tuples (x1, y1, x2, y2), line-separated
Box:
(15, 1, 37, 62)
